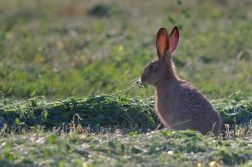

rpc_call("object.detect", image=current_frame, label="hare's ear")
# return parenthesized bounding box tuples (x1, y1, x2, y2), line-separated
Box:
(156, 28, 169, 59)
(168, 26, 179, 55)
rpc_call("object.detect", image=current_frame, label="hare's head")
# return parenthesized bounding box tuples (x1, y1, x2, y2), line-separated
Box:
(141, 26, 179, 86)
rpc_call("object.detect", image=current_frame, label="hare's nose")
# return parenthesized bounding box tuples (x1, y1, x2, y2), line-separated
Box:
(141, 74, 146, 82)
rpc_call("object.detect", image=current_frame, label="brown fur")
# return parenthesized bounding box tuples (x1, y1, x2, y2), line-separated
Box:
(141, 27, 221, 136)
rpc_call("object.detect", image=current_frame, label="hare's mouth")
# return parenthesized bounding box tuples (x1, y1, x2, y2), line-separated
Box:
(135, 78, 148, 89)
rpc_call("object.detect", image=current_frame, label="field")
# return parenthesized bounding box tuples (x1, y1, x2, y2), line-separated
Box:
(1, 0, 252, 166)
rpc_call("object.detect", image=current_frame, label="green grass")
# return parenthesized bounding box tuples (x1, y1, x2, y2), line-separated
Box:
(1, 94, 252, 166)
(0, 94, 157, 132)
(1, 129, 252, 167)
(1, 0, 252, 166)
(0, 0, 252, 100)
(1, 93, 252, 133)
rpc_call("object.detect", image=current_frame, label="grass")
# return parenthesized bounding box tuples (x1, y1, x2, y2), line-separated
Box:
(1, 92, 252, 133)
(1, 94, 252, 166)
(0, 0, 252, 100)
(0, 94, 157, 132)
(1, 129, 252, 167)
(1, 0, 252, 166)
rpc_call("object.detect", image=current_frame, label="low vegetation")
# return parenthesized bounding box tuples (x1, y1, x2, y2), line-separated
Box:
(1, 94, 252, 166)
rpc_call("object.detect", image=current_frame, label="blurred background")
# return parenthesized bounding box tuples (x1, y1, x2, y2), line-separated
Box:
(0, 0, 251, 100)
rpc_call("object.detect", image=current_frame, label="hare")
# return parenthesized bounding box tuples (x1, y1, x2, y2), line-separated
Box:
(140, 26, 221, 136)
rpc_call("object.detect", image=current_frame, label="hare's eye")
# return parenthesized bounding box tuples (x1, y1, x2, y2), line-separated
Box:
(148, 65, 154, 71)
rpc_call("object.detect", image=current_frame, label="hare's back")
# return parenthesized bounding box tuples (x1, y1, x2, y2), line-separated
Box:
(174, 81, 217, 116)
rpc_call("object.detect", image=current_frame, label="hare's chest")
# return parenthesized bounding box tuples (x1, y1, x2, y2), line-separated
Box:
(155, 92, 179, 125)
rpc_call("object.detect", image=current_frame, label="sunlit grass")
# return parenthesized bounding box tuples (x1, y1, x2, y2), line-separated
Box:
(0, 0, 252, 100)
(0, 94, 252, 166)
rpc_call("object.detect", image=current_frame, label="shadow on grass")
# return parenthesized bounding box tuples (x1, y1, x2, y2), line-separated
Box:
(1, 94, 252, 134)
(0, 95, 158, 133)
